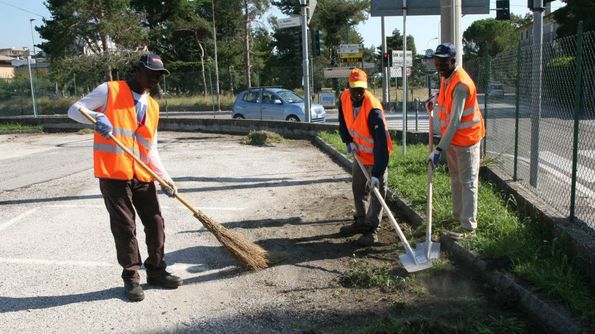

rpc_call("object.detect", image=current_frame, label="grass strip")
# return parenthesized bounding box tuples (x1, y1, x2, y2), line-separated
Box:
(0, 123, 43, 134)
(320, 130, 595, 324)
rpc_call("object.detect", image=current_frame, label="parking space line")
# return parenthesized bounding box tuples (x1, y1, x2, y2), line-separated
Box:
(0, 257, 113, 267)
(0, 208, 38, 232)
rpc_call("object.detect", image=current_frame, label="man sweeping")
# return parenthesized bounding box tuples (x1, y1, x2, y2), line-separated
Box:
(338, 68, 393, 246)
(425, 43, 485, 239)
(67, 54, 182, 302)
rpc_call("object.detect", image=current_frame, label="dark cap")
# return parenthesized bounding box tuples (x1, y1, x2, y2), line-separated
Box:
(138, 54, 170, 75)
(434, 43, 456, 58)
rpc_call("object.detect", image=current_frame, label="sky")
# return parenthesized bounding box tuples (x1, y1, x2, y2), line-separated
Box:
(0, 0, 566, 54)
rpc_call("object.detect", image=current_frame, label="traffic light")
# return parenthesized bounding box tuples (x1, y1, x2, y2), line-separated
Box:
(383, 52, 391, 67)
(496, 0, 510, 20)
(311, 30, 324, 56)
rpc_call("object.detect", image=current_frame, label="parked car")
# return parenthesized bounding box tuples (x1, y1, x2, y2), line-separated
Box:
(232, 87, 326, 122)
(487, 83, 505, 97)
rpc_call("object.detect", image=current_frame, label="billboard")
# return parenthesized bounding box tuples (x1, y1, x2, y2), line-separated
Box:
(371, 0, 489, 16)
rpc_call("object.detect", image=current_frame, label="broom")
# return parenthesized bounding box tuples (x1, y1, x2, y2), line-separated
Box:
(79, 107, 269, 271)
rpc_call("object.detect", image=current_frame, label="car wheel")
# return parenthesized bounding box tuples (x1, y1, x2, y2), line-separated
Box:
(286, 115, 300, 122)
(233, 114, 245, 119)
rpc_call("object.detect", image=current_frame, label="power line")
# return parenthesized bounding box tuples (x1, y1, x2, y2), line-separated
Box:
(0, 0, 45, 18)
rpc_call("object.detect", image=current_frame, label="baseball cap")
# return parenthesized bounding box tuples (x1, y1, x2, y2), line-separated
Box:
(434, 43, 456, 58)
(348, 68, 368, 89)
(139, 54, 170, 75)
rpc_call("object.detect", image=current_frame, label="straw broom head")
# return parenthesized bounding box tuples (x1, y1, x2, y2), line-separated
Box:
(194, 211, 269, 271)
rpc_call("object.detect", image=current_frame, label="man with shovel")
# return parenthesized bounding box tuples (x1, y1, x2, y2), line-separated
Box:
(425, 43, 485, 239)
(338, 68, 393, 246)
(67, 54, 182, 302)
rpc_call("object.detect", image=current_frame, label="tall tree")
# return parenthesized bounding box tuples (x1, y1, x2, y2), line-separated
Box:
(553, 0, 595, 38)
(38, 0, 147, 58)
(39, 0, 148, 80)
(463, 18, 519, 59)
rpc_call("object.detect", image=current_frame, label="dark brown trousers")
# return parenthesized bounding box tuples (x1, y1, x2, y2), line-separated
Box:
(99, 178, 167, 284)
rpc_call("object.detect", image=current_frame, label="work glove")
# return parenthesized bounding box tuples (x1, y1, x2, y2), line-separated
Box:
(428, 149, 442, 168)
(161, 179, 177, 198)
(365, 176, 380, 193)
(95, 113, 113, 138)
(346, 142, 358, 155)
(424, 94, 437, 113)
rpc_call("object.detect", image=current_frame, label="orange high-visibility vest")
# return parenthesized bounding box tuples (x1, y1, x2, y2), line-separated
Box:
(93, 81, 160, 182)
(436, 68, 485, 147)
(341, 89, 393, 165)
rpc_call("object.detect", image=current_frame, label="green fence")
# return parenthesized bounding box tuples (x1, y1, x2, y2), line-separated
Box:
(467, 25, 595, 229)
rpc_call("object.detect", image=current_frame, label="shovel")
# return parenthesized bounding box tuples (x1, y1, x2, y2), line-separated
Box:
(418, 106, 440, 261)
(353, 154, 433, 272)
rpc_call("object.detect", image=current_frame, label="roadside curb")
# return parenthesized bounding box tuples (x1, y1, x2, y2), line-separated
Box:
(314, 135, 589, 334)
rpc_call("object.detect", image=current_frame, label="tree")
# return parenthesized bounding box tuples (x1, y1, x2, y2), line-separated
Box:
(463, 18, 518, 59)
(38, 0, 148, 81)
(553, 0, 595, 38)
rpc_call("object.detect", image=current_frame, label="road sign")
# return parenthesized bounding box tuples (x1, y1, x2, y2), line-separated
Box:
(391, 50, 413, 67)
(390, 67, 412, 78)
(278, 16, 301, 29)
(323, 67, 355, 79)
(318, 91, 336, 107)
(308, 0, 317, 24)
(371, 0, 489, 16)
(338, 44, 361, 55)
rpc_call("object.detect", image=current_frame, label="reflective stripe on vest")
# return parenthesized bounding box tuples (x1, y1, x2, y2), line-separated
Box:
(93, 81, 160, 181)
(436, 68, 485, 147)
(341, 89, 393, 165)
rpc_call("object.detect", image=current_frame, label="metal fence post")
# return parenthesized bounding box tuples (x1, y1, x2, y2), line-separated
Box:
(513, 42, 521, 181)
(483, 55, 490, 157)
(570, 21, 584, 222)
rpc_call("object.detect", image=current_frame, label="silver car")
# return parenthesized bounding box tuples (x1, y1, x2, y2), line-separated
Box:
(232, 87, 326, 122)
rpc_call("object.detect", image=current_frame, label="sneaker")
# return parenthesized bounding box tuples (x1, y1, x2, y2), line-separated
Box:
(356, 232, 378, 247)
(340, 222, 373, 236)
(124, 282, 145, 302)
(147, 271, 183, 289)
(444, 226, 476, 240)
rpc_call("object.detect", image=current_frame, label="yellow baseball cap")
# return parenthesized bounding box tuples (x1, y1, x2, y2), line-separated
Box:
(348, 68, 368, 89)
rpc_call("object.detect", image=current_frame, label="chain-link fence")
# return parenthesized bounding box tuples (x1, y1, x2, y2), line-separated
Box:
(467, 27, 595, 229)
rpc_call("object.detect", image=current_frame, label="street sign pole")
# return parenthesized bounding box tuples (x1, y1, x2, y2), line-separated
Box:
(402, 0, 407, 154)
(300, 0, 311, 123)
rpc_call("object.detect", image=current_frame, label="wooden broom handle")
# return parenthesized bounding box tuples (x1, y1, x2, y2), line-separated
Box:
(78, 107, 200, 216)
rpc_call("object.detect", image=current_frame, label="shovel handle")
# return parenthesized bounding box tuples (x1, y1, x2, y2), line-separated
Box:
(78, 107, 200, 216)
(353, 154, 418, 262)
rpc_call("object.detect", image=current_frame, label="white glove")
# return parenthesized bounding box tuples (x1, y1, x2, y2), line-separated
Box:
(161, 179, 177, 198)
(366, 176, 380, 192)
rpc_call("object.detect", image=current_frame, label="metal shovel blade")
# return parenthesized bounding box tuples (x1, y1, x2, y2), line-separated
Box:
(399, 253, 433, 273)
(416, 241, 441, 260)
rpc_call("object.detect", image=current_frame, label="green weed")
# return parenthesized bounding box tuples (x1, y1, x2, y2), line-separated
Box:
(241, 130, 284, 146)
(0, 123, 43, 133)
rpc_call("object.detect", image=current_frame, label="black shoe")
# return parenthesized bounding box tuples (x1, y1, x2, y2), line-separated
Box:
(147, 271, 182, 289)
(125, 282, 145, 302)
(340, 222, 373, 236)
(356, 232, 378, 247)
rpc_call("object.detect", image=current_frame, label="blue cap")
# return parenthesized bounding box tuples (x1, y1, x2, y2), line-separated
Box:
(139, 53, 170, 75)
(434, 43, 456, 58)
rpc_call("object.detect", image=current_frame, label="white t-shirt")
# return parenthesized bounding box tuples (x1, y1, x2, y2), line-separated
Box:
(67, 82, 171, 182)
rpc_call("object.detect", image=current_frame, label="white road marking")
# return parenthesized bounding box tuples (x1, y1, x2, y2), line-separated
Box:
(491, 151, 595, 199)
(0, 257, 113, 267)
(540, 151, 595, 183)
(0, 208, 38, 232)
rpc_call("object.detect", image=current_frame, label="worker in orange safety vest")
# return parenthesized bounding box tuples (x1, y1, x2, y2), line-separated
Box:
(68, 54, 182, 302)
(338, 68, 393, 246)
(425, 43, 485, 240)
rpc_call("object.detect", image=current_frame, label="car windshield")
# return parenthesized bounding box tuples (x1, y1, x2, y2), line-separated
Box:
(276, 90, 303, 103)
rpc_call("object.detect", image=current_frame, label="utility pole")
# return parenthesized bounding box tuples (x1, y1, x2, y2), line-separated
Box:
(299, 0, 311, 123)
(212, 0, 221, 111)
(243, 0, 252, 88)
(381, 16, 389, 106)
